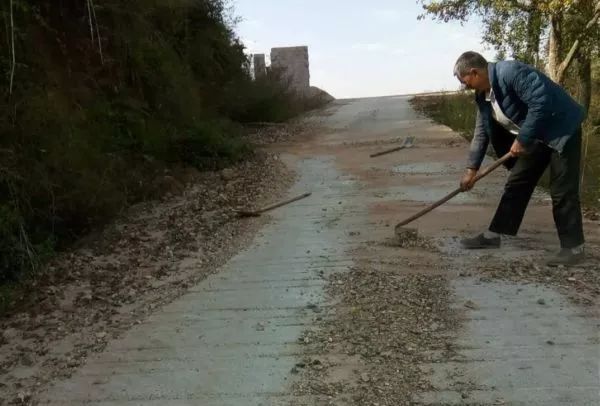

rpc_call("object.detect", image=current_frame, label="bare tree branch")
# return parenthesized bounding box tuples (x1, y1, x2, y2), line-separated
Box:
(86, 0, 95, 44)
(9, 0, 15, 95)
(556, 0, 600, 82)
(19, 223, 37, 273)
(90, 0, 104, 64)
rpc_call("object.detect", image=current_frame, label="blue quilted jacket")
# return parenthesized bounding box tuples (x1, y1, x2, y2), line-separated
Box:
(467, 61, 585, 169)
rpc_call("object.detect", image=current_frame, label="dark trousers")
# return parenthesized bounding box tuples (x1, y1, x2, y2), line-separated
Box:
(488, 128, 584, 249)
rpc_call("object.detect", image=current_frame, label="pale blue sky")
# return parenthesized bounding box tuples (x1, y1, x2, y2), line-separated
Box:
(233, 0, 495, 98)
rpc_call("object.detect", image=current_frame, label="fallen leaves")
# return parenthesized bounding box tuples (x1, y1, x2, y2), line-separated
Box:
(293, 263, 457, 405)
(0, 124, 303, 403)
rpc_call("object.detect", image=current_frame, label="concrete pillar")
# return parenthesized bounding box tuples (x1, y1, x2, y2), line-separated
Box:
(253, 54, 266, 79)
(270, 46, 310, 93)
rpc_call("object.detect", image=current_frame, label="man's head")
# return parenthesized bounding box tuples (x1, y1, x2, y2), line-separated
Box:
(454, 51, 490, 92)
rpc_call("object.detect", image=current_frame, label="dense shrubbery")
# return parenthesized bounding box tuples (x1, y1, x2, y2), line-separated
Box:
(0, 0, 325, 283)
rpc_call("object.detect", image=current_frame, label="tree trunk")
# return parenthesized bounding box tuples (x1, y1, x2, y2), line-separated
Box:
(548, 1, 600, 85)
(525, 6, 542, 67)
(547, 14, 564, 83)
(575, 0, 596, 116)
(576, 55, 592, 116)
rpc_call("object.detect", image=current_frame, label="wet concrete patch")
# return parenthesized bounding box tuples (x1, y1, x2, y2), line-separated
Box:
(414, 277, 600, 405)
(40, 156, 358, 404)
(393, 161, 464, 175)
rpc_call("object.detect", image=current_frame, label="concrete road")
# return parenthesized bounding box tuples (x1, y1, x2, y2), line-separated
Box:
(40, 96, 599, 405)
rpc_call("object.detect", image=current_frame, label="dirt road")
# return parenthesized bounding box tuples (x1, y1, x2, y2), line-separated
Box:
(37, 96, 599, 405)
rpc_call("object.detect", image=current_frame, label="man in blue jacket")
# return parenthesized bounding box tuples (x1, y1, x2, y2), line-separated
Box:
(454, 51, 585, 266)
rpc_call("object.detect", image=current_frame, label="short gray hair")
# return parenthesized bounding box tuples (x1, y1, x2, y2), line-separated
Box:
(453, 51, 488, 77)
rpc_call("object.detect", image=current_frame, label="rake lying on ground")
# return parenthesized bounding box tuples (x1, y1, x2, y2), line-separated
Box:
(370, 136, 415, 158)
(236, 192, 312, 217)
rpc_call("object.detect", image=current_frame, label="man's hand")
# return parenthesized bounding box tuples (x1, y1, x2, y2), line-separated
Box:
(510, 139, 527, 157)
(460, 168, 478, 191)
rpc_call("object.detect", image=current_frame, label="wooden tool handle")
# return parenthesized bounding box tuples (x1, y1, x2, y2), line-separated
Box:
(254, 192, 312, 214)
(395, 189, 462, 227)
(472, 152, 513, 182)
(370, 145, 409, 158)
(395, 152, 513, 227)
(370, 137, 414, 158)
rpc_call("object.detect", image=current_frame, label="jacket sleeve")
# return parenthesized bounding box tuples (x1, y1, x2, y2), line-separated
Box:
(510, 67, 552, 146)
(466, 108, 489, 170)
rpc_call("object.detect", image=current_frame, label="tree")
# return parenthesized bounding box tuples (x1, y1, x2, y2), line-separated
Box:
(546, 0, 600, 85)
(417, 1, 547, 65)
(561, 0, 599, 113)
(418, 0, 600, 85)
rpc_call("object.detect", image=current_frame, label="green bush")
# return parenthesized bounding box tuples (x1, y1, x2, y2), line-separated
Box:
(224, 69, 302, 123)
(0, 0, 317, 285)
(0, 205, 29, 283)
(172, 120, 252, 169)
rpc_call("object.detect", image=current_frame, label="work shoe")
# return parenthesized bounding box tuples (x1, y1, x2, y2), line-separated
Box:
(546, 249, 584, 267)
(460, 233, 501, 249)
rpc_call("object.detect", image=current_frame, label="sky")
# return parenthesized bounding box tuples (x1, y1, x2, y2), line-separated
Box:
(233, 0, 496, 99)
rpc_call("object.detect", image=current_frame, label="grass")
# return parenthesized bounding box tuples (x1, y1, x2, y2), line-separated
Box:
(411, 92, 600, 210)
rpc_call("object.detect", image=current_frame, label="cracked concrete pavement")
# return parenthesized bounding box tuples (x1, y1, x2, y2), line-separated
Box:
(39, 95, 599, 405)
